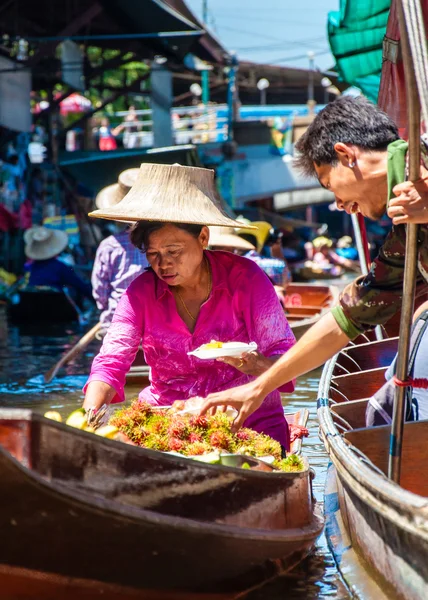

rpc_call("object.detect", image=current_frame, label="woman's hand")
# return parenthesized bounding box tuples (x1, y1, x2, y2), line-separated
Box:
(83, 381, 117, 412)
(216, 351, 274, 377)
(199, 382, 265, 431)
(389, 176, 428, 225)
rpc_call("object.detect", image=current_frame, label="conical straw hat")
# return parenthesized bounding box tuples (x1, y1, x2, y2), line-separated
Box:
(95, 168, 139, 209)
(208, 227, 255, 251)
(24, 226, 69, 260)
(89, 163, 254, 228)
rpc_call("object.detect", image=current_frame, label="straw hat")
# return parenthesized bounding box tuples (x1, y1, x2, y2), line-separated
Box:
(89, 163, 251, 228)
(235, 221, 272, 253)
(208, 227, 255, 251)
(24, 226, 69, 261)
(95, 168, 139, 209)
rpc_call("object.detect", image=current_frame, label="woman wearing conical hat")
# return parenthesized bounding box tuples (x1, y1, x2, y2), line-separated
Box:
(83, 164, 295, 449)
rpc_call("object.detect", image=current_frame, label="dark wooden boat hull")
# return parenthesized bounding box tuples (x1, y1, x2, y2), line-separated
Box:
(7, 289, 78, 323)
(0, 410, 323, 595)
(318, 331, 428, 599)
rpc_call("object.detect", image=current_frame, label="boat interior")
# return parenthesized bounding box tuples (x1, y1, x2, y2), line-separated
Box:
(326, 320, 428, 497)
(343, 420, 428, 497)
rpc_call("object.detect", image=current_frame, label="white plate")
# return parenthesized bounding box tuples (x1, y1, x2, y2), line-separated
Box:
(188, 341, 257, 360)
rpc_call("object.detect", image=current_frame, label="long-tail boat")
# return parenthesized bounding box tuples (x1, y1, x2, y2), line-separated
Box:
(7, 288, 79, 324)
(0, 407, 322, 597)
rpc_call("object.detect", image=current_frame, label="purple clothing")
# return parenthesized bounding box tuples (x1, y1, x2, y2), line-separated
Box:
(85, 251, 296, 447)
(91, 231, 149, 326)
(244, 250, 290, 286)
(27, 258, 92, 298)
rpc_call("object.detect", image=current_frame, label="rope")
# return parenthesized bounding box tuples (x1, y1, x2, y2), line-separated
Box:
(392, 375, 428, 389)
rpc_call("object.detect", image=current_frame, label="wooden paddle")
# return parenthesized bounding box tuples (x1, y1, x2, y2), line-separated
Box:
(43, 322, 102, 384)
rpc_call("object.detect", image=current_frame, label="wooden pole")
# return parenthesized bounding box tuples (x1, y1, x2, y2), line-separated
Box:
(388, 0, 421, 483)
(351, 213, 383, 341)
(43, 322, 102, 384)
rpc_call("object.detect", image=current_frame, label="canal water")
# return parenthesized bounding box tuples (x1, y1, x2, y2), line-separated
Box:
(0, 307, 350, 599)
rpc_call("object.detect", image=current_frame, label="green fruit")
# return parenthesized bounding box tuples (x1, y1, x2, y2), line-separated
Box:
(191, 451, 221, 464)
(95, 425, 119, 439)
(66, 408, 88, 430)
(44, 411, 62, 423)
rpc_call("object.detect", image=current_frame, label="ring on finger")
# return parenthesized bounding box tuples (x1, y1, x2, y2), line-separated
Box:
(237, 358, 244, 368)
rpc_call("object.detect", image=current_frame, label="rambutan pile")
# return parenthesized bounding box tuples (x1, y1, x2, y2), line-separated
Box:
(109, 400, 304, 472)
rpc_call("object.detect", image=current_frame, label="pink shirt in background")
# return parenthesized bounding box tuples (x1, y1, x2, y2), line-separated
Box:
(85, 251, 296, 448)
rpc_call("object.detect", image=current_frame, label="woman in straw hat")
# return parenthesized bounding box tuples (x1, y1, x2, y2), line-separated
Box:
(83, 163, 295, 449)
(24, 226, 92, 300)
(91, 169, 149, 330)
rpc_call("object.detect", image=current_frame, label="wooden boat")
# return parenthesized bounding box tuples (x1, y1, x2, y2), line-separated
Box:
(317, 324, 428, 599)
(292, 264, 344, 282)
(284, 283, 339, 339)
(0, 408, 322, 597)
(7, 287, 79, 324)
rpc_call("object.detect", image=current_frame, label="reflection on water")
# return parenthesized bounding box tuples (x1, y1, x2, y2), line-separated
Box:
(0, 309, 350, 599)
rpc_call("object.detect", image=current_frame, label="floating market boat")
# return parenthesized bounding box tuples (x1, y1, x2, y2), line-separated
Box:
(318, 331, 428, 599)
(284, 283, 339, 339)
(0, 408, 323, 597)
(291, 264, 345, 283)
(7, 288, 79, 324)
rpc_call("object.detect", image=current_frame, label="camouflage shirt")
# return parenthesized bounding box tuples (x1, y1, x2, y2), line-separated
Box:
(331, 139, 428, 339)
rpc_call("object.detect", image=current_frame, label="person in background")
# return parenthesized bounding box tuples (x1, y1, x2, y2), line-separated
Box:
(312, 236, 359, 273)
(91, 169, 149, 330)
(238, 224, 291, 289)
(98, 118, 120, 151)
(336, 235, 359, 261)
(24, 226, 92, 301)
(122, 105, 142, 149)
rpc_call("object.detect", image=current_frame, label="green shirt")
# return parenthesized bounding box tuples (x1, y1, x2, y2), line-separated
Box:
(331, 139, 428, 339)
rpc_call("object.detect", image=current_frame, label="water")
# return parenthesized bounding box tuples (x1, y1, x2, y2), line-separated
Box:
(0, 307, 350, 599)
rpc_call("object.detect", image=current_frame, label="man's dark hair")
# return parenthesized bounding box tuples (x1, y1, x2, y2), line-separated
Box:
(130, 221, 203, 252)
(294, 96, 400, 177)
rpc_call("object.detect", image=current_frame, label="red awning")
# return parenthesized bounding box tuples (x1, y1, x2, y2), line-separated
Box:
(378, 0, 428, 136)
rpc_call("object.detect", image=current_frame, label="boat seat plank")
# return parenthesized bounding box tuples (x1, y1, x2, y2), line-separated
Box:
(339, 337, 398, 372)
(287, 312, 320, 320)
(331, 399, 369, 431)
(330, 368, 388, 402)
(286, 306, 322, 315)
(344, 420, 428, 497)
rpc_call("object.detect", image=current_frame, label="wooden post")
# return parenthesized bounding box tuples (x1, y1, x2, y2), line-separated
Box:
(388, 0, 421, 483)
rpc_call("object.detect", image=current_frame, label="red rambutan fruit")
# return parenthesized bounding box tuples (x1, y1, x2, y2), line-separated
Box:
(169, 437, 185, 452)
(209, 430, 232, 451)
(189, 415, 209, 429)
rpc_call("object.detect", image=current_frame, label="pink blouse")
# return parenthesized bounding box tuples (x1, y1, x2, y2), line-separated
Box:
(84, 251, 296, 448)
